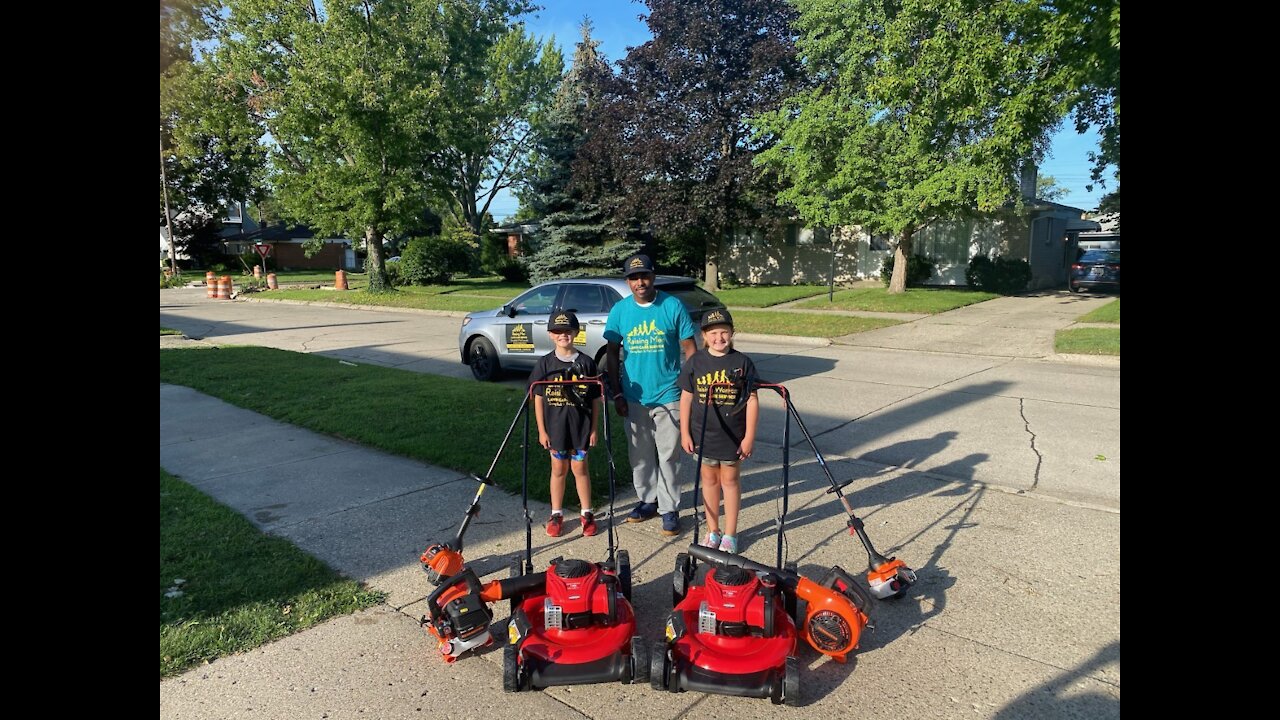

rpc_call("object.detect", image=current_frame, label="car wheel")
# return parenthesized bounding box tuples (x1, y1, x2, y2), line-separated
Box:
(469, 337, 502, 381)
(1069, 282, 1081, 293)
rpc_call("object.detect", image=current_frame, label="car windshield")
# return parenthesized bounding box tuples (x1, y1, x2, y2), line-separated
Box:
(662, 283, 724, 311)
(1079, 250, 1120, 263)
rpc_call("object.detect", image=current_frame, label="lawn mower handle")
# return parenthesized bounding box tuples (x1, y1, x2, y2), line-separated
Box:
(687, 544, 799, 589)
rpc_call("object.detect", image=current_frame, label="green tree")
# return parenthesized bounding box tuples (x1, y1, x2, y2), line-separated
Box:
(1050, 0, 1120, 193)
(579, 0, 804, 291)
(1037, 175, 1069, 203)
(160, 0, 217, 75)
(161, 1, 266, 272)
(204, 0, 529, 292)
(758, 0, 1067, 293)
(433, 26, 563, 237)
(521, 20, 640, 283)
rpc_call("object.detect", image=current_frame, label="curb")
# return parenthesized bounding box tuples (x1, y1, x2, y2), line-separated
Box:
(733, 332, 831, 347)
(1046, 352, 1120, 367)
(241, 296, 469, 318)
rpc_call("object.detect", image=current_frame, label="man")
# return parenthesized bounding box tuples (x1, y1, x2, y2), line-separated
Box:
(605, 254, 697, 536)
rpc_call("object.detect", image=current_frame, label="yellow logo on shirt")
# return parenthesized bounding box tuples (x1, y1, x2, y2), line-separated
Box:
(623, 319, 665, 354)
(694, 369, 738, 404)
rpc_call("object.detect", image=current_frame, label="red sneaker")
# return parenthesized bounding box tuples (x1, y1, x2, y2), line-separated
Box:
(546, 514, 564, 537)
(580, 511, 598, 537)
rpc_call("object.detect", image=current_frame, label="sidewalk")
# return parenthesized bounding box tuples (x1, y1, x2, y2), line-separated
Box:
(160, 380, 1120, 719)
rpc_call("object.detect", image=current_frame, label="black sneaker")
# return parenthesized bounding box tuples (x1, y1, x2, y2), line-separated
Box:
(626, 501, 658, 523)
(661, 511, 680, 536)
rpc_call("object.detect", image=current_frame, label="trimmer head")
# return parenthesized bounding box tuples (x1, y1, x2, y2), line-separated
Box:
(866, 558, 917, 600)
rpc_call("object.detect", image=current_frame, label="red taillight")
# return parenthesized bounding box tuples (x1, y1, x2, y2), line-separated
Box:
(1107, 264, 1119, 270)
(1071, 264, 1082, 270)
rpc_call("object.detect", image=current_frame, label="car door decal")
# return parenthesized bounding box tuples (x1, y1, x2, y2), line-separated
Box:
(506, 323, 536, 353)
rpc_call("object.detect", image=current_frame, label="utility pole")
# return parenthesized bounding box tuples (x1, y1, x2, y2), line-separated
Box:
(160, 128, 178, 276)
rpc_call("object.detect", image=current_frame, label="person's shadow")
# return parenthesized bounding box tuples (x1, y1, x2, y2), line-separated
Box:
(993, 641, 1120, 719)
(760, 452, 989, 704)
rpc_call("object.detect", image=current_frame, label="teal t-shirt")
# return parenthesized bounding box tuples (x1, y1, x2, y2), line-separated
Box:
(604, 290, 696, 406)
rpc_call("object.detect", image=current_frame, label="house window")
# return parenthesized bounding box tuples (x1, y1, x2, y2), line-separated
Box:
(730, 228, 767, 247)
(799, 227, 832, 245)
(869, 233, 891, 251)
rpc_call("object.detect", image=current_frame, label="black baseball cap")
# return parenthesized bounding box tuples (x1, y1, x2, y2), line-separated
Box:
(548, 311, 580, 333)
(700, 308, 734, 330)
(622, 254, 655, 276)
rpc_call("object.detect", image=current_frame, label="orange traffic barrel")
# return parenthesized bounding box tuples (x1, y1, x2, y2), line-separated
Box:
(217, 276, 232, 300)
(335, 269, 348, 290)
(253, 265, 262, 279)
(206, 271, 217, 298)
(267, 273, 278, 290)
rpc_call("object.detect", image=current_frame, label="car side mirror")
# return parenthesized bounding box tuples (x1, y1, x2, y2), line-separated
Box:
(503, 304, 517, 318)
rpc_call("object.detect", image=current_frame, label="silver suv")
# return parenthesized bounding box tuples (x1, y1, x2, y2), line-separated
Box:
(458, 276, 726, 381)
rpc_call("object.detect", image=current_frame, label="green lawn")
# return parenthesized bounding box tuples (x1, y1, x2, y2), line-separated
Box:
(715, 285, 829, 307)
(161, 327, 183, 336)
(794, 287, 999, 313)
(443, 277, 531, 297)
(263, 287, 503, 312)
(732, 310, 902, 337)
(160, 467, 383, 678)
(1079, 298, 1120, 323)
(1055, 328, 1120, 355)
(159, 346, 616, 502)
(265, 269, 372, 286)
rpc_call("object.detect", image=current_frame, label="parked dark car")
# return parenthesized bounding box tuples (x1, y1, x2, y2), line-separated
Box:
(458, 276, 726, 381)
(1070, 249, 1120, 293)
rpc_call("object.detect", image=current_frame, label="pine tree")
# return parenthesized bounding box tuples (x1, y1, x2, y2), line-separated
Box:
(522, 20, 640, 283)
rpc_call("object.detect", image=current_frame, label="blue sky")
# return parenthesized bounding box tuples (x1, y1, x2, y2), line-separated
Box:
(487, 0, 1114, 219)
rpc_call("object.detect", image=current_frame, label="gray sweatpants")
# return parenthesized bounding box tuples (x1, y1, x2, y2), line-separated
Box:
(624, 400, 684, 514)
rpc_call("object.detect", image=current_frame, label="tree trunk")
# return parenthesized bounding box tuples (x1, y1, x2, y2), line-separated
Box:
(704, 232, 721, 292)
(366, 227, 390, 292)
(888, 231, 913, 294)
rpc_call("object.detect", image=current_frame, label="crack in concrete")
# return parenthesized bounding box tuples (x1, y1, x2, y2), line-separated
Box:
(1020, 397, 1043, 491)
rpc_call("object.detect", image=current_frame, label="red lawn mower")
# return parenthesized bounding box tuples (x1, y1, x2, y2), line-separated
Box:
(650, 380, 883, 704)
(503, 374, 649, 691)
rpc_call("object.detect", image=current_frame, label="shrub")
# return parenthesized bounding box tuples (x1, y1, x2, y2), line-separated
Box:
(384, 257, 406, 287)
(880, 253, 937, 287)
(494, 257, 529, 283)
(160, 270, 185, 289)
(965, 255, 1031, 295)
(399, 231, 479, 285)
